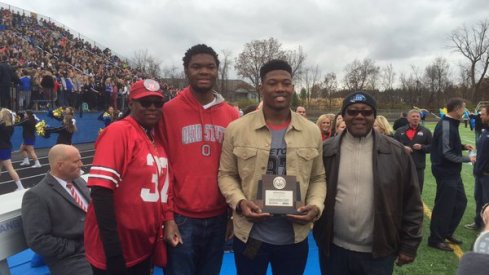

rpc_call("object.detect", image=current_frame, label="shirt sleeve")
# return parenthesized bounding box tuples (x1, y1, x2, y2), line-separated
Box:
(88, 123, 132, 190)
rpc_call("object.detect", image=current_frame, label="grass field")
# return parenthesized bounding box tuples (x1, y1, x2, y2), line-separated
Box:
(392, 122, 479, 275)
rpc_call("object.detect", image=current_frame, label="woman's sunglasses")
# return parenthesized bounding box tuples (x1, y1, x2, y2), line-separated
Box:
(138, 99, 164, 108)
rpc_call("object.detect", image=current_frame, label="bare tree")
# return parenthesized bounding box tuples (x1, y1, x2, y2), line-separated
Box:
(399, 65, 423, 107)
(218, 49, 232, 98)
(322, 73, 338, 107)
(284, 46, 307, 82)
(234, 37, 305, 101)
(424, 57, 451, 107)
(449, 19, 489, 101)
(380, 64, 396, 91)
(161, 65, 185, 89)
(343, 58, 380, 91)
(302, 65, 321, 105)
(131, 49, 161, 78)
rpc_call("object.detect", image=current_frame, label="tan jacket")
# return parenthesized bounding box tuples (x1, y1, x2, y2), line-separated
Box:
(218, 109, 326, 243)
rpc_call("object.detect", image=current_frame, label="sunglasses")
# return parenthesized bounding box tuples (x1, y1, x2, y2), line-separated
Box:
(346, 109, 374, 117)
(137, 99, 164, 108)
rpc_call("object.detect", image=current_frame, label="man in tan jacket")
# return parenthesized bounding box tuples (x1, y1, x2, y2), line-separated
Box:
(218, 59, 326, 275)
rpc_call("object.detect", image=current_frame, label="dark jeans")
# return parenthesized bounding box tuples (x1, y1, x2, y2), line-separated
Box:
(416, 168, 425, 193)
(319, 243, 395, 275)
(429, 176, 467, 244)
(165, 213, 227, 275)
(233, 237, 308, 275)
(91, 256, 151, 275)
(474, 175, 489, 227)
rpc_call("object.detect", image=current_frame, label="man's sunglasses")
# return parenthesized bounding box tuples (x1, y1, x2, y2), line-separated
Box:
(346, 109, 374, 117)
(137, 99, 164, 108)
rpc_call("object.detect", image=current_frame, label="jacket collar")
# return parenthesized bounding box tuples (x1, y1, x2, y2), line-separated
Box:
(325, 129, 392, 157)
(251, 108, 305, 132)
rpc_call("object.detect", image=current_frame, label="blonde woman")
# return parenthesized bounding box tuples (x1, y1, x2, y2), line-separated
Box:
(316, 114, 333, 140)
(0, 108, 24, 191)
(374, 115, 394, 137)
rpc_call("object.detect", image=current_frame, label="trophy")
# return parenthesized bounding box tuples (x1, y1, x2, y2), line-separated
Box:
(256, 175, 302, 215)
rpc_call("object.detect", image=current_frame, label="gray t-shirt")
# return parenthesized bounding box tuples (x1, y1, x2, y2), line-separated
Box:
(250, 127, 295, 245)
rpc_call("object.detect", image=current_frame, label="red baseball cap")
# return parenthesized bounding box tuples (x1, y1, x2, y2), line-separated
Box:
(129, 79, 164, 100)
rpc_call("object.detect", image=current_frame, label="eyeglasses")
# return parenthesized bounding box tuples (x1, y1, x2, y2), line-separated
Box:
(346, 109, 374, 117)
(138, 99, 164, 108)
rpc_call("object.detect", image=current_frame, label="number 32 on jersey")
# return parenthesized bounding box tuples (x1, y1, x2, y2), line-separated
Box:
(140, 154, 170, 203)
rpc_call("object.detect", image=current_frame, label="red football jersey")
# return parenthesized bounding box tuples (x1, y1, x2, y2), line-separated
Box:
(84, 116, 172, 269)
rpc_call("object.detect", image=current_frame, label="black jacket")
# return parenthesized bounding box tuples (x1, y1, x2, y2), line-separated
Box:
(431, 116, 469, 178)
(46, 126, 73, 145)
(393, 117, 408, 130)
(16, 118, 36, 141)
(394, 125, 432, 169)
(0, 123, 14, 149)
(313, 130, 423, 258)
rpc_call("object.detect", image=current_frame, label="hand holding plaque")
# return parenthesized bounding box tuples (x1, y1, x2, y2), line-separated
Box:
(256, 175, 303, 215)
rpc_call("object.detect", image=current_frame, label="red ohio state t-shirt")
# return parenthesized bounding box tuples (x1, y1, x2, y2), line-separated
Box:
(84, 116, 172, 269)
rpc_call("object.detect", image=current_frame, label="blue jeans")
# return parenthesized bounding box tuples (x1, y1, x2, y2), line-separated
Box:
(320, 243, 396, 275)
(233, 237, 308, 275)
(165, 213, 227, 275)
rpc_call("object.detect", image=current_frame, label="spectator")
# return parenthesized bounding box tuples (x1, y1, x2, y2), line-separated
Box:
(85, 79, 175, 275)
(429, 97, 475, 251)
(393, 112, 408, 130)
(313, 91, 423, 274)
(316, 114, 333, 141)
(21, 144, 91, 275)
(18, 69, 32, 110)
(296, 105, 306, 117)
(394, 109, 432, 193)
(157, 44, 239, 275)
(330, 113, 343, 136)
(335, 120, 346, 135)
(374, 115, 394, 137)
(465, 105, 489, 231)
(0, 54, 19, 108)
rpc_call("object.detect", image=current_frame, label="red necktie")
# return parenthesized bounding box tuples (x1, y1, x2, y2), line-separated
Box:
(66, 182, 87, 212)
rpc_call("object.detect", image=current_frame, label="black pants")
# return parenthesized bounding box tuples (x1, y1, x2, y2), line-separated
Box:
(416, 168, 425, 193)
(474, 175, 489, 227)
(0, 86, 11, 108)
(319, 243, 395, 275)
(429, 175, 467, 244)
(91, 257, 151, 275)
(233, 237, 308, 275)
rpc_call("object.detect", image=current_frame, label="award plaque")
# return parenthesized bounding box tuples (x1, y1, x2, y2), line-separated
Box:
(256, 175, 302, 215)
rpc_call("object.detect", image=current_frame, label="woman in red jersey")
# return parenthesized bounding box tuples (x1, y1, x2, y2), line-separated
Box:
(85, 79, 180, 275)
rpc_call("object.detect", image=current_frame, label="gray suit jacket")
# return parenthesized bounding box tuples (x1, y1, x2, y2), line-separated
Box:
(21, 173, 92, 275)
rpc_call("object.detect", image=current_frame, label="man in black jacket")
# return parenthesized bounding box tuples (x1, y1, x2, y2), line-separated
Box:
(394, 109, 432, 193)
(0, 55, 19, 109)
(429, 97, 476, 251)
(313, 91, 423, 275)
(393, 112, 408, 130)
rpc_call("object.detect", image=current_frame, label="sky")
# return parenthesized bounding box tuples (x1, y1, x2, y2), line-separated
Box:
(2, 0, 489, 88)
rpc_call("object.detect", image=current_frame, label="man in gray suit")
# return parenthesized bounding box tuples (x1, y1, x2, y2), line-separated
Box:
(22, 144, 92, 275)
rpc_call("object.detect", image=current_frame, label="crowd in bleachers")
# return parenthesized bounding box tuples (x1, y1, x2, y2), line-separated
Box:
(0, 7, 178, 112)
